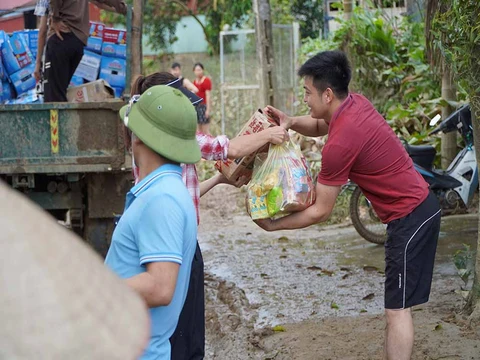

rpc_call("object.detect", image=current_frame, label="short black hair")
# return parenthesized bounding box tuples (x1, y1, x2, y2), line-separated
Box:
(193, 62, 204, 71)
(171, 62, 181, 69)
(298, 50, 351, 99)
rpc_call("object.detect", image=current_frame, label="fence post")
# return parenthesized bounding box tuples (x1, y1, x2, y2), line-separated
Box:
(253, 0, 277, 108)
(220, 32, 226, 135)
(131, 0, 143, 80)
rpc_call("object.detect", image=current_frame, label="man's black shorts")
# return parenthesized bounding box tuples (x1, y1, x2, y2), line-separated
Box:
(384, 191, 441, 309)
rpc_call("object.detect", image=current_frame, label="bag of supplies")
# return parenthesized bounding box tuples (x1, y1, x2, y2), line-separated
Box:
(246, 140, 316, 220)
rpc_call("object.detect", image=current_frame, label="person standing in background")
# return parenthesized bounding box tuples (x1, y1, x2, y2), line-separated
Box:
(170, 62, 199, 94)
(44, 0, 126, 102)
(193, 63, 212, 134)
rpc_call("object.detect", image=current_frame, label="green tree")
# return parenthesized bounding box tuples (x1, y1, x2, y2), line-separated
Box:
(291, 0, 323, 39)
(428, 0, 480, 326)
(103, 0, 252, 54)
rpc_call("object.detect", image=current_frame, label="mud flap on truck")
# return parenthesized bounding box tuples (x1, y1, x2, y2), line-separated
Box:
(85, 172, 132, 257)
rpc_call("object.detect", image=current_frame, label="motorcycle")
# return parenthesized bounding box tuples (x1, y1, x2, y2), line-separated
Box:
(349, 105, 478, 244)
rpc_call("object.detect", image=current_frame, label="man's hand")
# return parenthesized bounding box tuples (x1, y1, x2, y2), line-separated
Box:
(91, 0, 127, 14)
(264, 106, 292, 130)
(51, 20, 69, 40)
(264, 126, 289, 145)
(205, 108, 210, 119)
(117, 1, 127, 14)
(217, 173, 249, 188)
(254, 218, 276, 232)
(34, 63, 42, 82)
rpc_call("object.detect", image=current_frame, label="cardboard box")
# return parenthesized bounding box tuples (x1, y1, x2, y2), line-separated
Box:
(0, 32, 33, 75)
(73, 50, 102, 82)
(69, 75, 84, 87)
(112, 86, 124, 98)
(1, 80, 14, 102)
(99, 56, 126, 88)
(0, 55, 6, 81)
(215, 110, 276, 181)
(8, 89, 39, 104)
(9, 63, 36, 96)
(89, 22, 105, 38)
(14, 30, 39, 57)
(103, 28, 126, 44)
(66, 79, 114, 103)
(101, 42, 126, 59)
(86, 36, 103, 54)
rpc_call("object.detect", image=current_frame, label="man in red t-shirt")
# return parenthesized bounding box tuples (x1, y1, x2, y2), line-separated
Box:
(256, 51, 441, 360)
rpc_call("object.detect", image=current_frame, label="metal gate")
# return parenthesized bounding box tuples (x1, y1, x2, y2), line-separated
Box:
(219, 23, 300, 137)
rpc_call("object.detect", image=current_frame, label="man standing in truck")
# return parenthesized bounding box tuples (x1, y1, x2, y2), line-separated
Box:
(44, 0, 126, 102)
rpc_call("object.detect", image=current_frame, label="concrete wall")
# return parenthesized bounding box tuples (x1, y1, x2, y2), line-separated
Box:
(143, 15, 209, 56)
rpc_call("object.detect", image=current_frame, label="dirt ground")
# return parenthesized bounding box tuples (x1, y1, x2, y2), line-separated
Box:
(199, 185, 480, 360)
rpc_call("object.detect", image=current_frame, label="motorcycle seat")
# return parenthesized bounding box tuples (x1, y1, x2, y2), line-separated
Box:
(405, 144, 436, 157)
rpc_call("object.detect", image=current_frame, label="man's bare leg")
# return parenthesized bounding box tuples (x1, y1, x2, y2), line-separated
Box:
(384, 308, 413, 360)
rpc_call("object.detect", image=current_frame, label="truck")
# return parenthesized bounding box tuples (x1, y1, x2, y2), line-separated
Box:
(0, 9, 136, 257)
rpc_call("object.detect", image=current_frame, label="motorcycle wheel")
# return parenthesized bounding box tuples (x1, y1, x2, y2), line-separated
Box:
(349, 186, 387, 245)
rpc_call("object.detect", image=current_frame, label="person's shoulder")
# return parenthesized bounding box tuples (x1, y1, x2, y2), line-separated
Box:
(142, 184, 189, 214)
(349, 93, 376, 110)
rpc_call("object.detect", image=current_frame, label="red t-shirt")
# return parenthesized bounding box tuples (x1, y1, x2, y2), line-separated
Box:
(318, 93, 429, 223)
(193, 77, 212, 105)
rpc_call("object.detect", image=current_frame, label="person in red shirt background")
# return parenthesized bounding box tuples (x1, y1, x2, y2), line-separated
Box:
(256, 50, 441, 360)
(193, 63, 212, 134)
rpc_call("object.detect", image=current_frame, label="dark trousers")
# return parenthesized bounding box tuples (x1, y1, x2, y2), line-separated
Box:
(170, 242, 205, 360)
(44, 33, 84, 102)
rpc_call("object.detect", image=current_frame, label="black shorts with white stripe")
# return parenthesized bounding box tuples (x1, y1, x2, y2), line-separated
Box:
(384, 191, 441, 310)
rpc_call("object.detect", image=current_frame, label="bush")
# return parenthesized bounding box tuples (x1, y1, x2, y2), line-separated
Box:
(298, 7, 449, 149)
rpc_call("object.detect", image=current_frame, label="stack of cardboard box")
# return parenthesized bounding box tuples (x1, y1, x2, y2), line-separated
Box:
(0, 30, 38, 104)
(0, 21, 127, 104)
(71, 22, 126, 98)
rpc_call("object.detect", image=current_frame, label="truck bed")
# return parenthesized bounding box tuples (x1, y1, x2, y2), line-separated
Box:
(0, 101, 130, 174)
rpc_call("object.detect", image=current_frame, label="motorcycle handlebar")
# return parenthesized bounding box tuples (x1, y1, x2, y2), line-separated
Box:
(429, 127, 443, 135)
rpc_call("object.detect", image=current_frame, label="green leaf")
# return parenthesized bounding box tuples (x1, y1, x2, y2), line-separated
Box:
(330, 302, 339, 310)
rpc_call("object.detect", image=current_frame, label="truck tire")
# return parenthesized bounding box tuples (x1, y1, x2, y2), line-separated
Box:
(349, 186, 387, 245)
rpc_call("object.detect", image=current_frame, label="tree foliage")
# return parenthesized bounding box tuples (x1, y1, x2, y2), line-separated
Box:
(103, 0, 252, 54)
(301, 7, 446, 145)
(429, 0, 480, 323)
(291, 0, 323, 39)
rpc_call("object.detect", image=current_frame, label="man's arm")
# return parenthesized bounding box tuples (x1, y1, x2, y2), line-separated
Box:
(205, 90, 211, 119)
(131, 195, 186, 307)
(255, 182, 341, 231)
(183, 78, 199, 93)
(125, 262, 179, 308)
(90, 0, 127, 14)
(265, 106, 329, 137)
(199, 173, 247, 197)
(196, 127, 288, 162)
(34, 15, 48, 82)
(227, 126, 289, 159)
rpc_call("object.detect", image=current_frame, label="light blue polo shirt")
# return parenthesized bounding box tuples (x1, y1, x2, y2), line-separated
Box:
(105, 164, 197, 360)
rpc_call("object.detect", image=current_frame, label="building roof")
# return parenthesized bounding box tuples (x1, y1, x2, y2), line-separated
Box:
(0, 0, 36, 11)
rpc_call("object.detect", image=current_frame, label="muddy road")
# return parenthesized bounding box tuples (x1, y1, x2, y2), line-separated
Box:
(199, 185, 480, 359)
